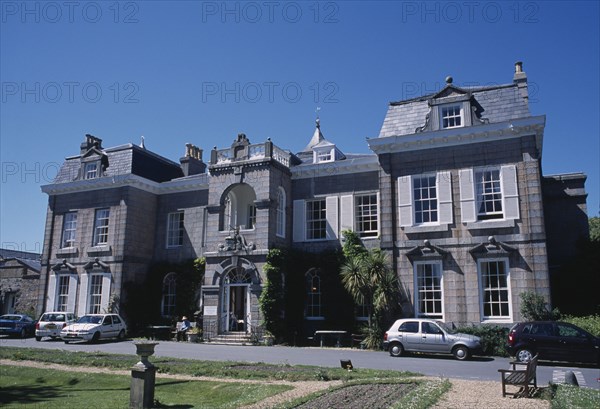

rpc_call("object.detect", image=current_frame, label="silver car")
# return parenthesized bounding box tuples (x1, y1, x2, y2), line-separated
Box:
(383, 318, 482, 360)
(35, 312, 77, 341)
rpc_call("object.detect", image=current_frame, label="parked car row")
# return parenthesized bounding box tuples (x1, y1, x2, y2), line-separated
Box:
(383, 318, 599, 366)
(0, 312, 127, 344)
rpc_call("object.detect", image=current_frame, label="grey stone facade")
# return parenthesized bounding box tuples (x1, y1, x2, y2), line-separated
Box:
(36, 63, 587, 336)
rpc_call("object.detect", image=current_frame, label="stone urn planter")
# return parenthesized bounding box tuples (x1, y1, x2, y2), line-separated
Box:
(133, 341, 158, 369)
(187, 333, 199, 343)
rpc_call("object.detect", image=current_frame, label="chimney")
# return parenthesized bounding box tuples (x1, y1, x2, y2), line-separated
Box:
(513, 61, 528, 101)
(180, 143, 206, 176)
(80, 134, 103, 154)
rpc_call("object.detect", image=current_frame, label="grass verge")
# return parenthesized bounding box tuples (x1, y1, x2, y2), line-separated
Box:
(0, 364, 291, 408)
(0, 346, 419, 382)
(547, 384, 600, 408)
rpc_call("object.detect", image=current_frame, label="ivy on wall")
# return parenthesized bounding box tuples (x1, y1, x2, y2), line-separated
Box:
(122, 257, 205, 333)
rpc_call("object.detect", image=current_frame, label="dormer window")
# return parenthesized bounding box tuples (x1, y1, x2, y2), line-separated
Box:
(84, 162, 98, 179)
(316, 149, 332, 163)
(440, 105, 463, 129)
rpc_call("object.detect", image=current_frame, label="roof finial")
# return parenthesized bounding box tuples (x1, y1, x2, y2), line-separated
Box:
(140, 135, 146, 149)
(315, 106, 321, 128)
(445, 76, 453, 84)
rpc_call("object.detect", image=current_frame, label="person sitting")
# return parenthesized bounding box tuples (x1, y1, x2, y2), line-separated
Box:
(177, 316, 191, 341)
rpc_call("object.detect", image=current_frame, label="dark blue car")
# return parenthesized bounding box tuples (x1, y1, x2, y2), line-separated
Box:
(0, 314, 36, 338)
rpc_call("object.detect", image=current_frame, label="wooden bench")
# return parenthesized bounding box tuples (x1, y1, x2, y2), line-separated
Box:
(351, 333, 366, 349)
(498, 354, 538, 397)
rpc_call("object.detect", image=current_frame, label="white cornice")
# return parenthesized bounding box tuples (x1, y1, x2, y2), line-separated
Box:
(41, 174, 209, 196)
(367, 115, 545, 155)
(291, 155, 379, 180)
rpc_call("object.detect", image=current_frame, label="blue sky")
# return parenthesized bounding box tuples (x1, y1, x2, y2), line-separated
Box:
(1, 1, 599, 254)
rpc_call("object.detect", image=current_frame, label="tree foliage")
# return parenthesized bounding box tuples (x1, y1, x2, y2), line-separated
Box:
(340, 230, 400, 348)
(520, 291, 561, 321)
(589, 217, 600, 242)
(258, 249, 286, 339)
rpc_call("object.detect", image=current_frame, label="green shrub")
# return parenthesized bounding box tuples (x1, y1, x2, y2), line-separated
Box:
(455, 325, 509, 357)
(520, 291, 561, 321)
(561, 314, 600, 337)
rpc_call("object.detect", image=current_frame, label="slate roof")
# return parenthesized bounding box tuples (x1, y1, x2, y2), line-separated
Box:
(378, 83, 530, 138)
(53, 143, 184, 184)
(0, 249, 41, 273)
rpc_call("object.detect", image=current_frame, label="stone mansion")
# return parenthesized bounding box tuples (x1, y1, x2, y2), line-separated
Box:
(37, 62, 588, 338)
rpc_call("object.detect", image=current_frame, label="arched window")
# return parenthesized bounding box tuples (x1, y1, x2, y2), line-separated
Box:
(276, 188, 286, 238)
(305, 269, 323, 319)
(224, 268, 252, 285)
(161, 273, 177, 316)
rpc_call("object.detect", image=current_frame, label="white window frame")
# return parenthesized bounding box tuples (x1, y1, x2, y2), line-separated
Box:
(92, 208, 110, 246)
(313, 146, 334, 163)
(61, 212, 77, 248)
(166, 211, 184, 248)
(398, 172, 452, 228)
(478, 258, 512, 322)
(88, 274, 104, 314)
(161, 273, 177, 317)
(355, 193, 379, 237)
(305, 269, 324, 320)
(276, 188, 286, 238)
(459, 165, 519, 224)
(306, 199, 327, 240)
(413, 174, 438, 225)
(84, 162, 98, 179)
(439, 104, 463, 129)
(413, 261, 444, 319)
(475, 168, 503, 220)
(56, 275, 70, 312)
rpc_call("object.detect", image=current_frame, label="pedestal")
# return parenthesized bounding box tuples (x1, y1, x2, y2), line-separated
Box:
(130, 342, 158, 409)
(130, 365, 156, 408)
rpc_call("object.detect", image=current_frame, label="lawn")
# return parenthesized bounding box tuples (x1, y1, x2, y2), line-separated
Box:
(0, 365, 292, 408)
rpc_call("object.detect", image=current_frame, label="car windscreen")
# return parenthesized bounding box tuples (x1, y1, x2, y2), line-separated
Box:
(42, 314, 65, 322)
(77, 316, 102, 324)
(0, 315, 20, 321)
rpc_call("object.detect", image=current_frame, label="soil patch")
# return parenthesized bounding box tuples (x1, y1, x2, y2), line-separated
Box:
(293, 382, 416, 409)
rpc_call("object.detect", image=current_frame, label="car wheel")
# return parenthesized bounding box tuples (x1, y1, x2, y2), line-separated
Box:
(453, 345, 471, 360)
(516, 348, 534, 363)
(91, 332, 101, 343)
(64, 340, 70, 344)
(389, 342, 404, 357)
(19, 328, 26, 338)
(35, 336, 42, 341)
(117, 330, 125, 341)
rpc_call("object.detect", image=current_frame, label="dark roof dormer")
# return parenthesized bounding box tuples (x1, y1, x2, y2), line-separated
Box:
(79, 134, 108, 180)
(416, 77, 489, 133)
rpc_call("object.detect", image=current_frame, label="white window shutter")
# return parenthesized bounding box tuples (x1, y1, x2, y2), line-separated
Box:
(78, 273, 89, 315)
(101, 274, 112, 312)
(340, 195, 354, 232)
(293, 200, 305, 242)
(67, 275, 78, 312)
(326, 196, 338, 239)
(501, 165, 520, 220)
(437, 171, 453, 224)
(398, 176, 413, 227)
(47, 274, 57, 311)
(459, 168, 476, 223)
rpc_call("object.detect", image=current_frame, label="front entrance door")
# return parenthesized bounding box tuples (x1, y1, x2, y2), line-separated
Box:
(225, 284, 249, 332)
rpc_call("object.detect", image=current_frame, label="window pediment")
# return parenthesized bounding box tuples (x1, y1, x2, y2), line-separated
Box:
(406, 240, 448, 260)
(469, 236, 517, 258)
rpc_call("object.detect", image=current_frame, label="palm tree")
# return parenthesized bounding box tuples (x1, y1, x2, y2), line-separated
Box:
(340, 235, 400, 348)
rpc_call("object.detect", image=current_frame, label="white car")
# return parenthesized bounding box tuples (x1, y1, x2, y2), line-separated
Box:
(35, 312, 77, 341)
(61, 313, 127, 343)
